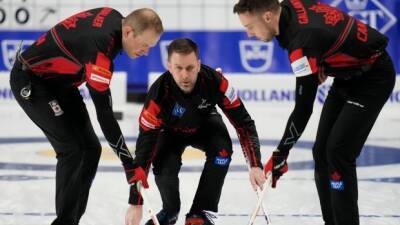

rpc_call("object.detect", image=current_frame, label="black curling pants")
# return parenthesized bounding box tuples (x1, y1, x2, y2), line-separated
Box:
(312, 52, 396, 225)
(152, 113, 233, 215)
(10, 62, 102, 225)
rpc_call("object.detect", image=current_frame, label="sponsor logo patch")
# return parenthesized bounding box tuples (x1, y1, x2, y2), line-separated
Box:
(291, 56, 313, 77)
(330, 171, 344, 191)
(48, 100, 64, 116)
(198, 98, 211, 110)
(214, 156, 230, 166)
(172, 103, 186, 117)
(225, 83, 238, 103)
(214, 149, 230, 166)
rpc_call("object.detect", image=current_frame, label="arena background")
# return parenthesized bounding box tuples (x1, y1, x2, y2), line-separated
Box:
(0, 1, 399, 225)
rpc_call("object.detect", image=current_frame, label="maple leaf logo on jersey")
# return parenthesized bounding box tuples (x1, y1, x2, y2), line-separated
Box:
(310, 3, 345, 26)
(330, 171, 344, 190)
(330, 171, 342, 181)
(214, 149, 231, 166)
(219, 149, 230, 157)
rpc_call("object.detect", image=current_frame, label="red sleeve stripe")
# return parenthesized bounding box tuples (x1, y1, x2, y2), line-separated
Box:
(219, 75, 228, 93)
(139, 100, 162, 131)
(219, 74, 241, 109)
(29, 57, 81, 74)
(223, 97, 241, 109)
(238, 128, 255, 166)
(241, 128, 257, 166)
(323, 17, 354, 59)
(226, 112, 257, 167)
(289, 49, 304, 63)
(325, 53, 378, 67)
(95, 52, 111, 69)
(309, 57, 318, 74)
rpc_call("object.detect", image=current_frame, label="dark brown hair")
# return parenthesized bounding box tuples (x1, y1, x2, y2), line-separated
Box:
(233, 0, 280, 14)
(167, 38, 199, 60)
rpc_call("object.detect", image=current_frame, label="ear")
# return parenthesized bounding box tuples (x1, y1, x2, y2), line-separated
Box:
(122, 25, 132, 39)
(262, 11, 272, 23)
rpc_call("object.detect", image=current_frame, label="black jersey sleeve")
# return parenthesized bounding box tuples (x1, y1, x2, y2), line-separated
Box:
(87, 85, 133, 165)
(135, 78, 165, 167)
(85, 22, 133, 165)
(215, 70, 262, 168)
(277, 28, 325, 152)
(128, 126, 160, 205)
(277, 74, 319, 152)
(129, 79, 164, 205)
(135, 96, 163, 171)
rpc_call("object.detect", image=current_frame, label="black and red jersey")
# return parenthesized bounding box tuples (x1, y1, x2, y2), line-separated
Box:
(20, 7, 122, 91)
(18, 8, 134, 166)
(277, 0, 388, 78)
(274, 0, 390, 152)
(133, 64, 262, 170)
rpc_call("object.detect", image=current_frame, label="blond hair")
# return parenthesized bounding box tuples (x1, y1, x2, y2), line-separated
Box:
(124, 8, 163, 35)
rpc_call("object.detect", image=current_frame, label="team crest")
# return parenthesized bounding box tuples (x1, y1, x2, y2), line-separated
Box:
(172, 102, 186, 117)
(214, 149, 230, 166)
(48, 100, 64, 116)
(239, 40, 273, 73)
(1, 39, 34, 70)
(330, 171, 344, 191)
(331, 0, 397, 34)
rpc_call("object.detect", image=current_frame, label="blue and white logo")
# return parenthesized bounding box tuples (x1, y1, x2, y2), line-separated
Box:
(239, 40, 274, 73)
(344, 0, 368, 10)
(389, 90, 400, 104)
(172, 103, 186, 117)
(291, 56, 313, 77)
(214, 156, 230, 166)
(317, 84, 331, 104)
(331, 0, 397, 34)
(1, 39, 34, 70)
(330, 179, 345, 191)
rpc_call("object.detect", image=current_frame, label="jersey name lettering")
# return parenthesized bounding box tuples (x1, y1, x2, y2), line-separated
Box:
(290, 0, 309, 24)
(93, 8, 113, 28)
(356, 21, 368, 42)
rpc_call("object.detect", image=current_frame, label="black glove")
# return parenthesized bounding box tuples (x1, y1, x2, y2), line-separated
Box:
(123, 163, 149, 188)
(264, 149, 289, 188)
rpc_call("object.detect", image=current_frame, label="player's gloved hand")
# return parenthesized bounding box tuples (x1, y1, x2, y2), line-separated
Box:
(124, 163, 149, 188)
(264, 149, 289, 188)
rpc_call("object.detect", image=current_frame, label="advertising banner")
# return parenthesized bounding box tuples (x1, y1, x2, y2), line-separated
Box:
(149, 73, 400, 107)
(0, 0, 398, 94)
